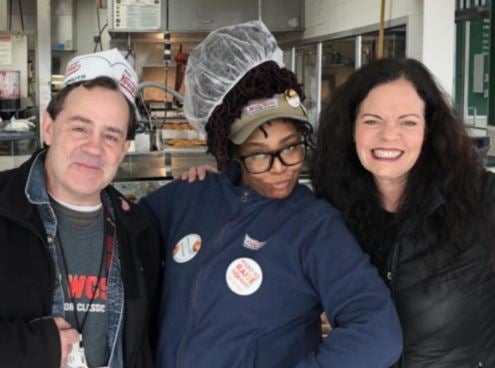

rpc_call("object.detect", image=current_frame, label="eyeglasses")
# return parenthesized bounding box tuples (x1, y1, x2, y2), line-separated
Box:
(238, 141, 307, 174)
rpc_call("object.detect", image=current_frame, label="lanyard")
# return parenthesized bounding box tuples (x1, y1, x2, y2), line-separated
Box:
(56, 204, 115, 339)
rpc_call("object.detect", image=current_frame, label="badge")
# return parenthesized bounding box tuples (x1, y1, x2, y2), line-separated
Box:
(120, 198, 131, 212)
(172, 234, 202, 263)
(285, 89, 301, 107)
(242, 234, 266, 251)
(226, 258, 263, 296)
(66, 336, 88, 368)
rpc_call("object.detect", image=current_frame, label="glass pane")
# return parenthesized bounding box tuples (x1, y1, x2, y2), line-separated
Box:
(362, 25, 406, 64)
(282, 48, 294, 72)
(456, 18, 490, 127)
(467, 19, 489, 117)
(321, 37, 356, 109)
(295, 44, 318, 128)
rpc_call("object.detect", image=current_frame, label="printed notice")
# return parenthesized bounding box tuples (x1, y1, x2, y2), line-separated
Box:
(0, 36, 12, 65)
(113, 0, 161, 30)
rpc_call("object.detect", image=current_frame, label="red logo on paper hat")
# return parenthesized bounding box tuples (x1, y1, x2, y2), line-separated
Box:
(120, 72, 137, 99)
(64, 61, 81, 78)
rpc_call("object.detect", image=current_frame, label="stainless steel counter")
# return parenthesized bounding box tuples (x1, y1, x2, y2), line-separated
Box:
(0, 131, 35, 142)
(113, 150, 313, 201)
(115, 149, 217, 182)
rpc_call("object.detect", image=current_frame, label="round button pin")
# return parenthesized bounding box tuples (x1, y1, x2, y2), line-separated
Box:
(172, 234, 202, 263)
(226, 257, 263, 296)
(285, 88, 301, 107)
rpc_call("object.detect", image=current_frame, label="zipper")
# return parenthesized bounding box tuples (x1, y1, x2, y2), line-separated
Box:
(387, 247, 399, 298)
(176, 191, 251, 368)
(175, 223, 232, 368)
(386, 232, 403, 299)
(241, 191, 249, 203)
(387, 232, 407, 367)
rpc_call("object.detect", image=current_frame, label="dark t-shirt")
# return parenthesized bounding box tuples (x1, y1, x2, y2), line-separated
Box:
(371, 208, 401, 280)
(52, 199, 108, 367)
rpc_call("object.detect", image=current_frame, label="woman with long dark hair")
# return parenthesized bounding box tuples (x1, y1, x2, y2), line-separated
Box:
(312, 58, 495, 367)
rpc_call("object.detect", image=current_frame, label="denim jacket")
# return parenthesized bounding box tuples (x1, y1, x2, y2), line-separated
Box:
(25, 151, 124, 367)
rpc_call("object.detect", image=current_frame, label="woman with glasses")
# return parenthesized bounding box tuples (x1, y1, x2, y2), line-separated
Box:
(141, 21, 402, 368)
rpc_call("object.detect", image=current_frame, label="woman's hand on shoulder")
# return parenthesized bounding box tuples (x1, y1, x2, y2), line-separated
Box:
(174, 165, 219, 182)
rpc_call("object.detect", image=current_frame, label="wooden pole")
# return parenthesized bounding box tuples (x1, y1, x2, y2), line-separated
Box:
(377, 0, 386, 59)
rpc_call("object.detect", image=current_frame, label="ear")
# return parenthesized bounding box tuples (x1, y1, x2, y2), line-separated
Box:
(124, 140, 131, 152)
(118, 140, 131, 161)
(41, 112, 55, 146)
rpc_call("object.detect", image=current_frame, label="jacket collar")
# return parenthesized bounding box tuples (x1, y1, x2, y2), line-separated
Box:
(0, 150, 46, 229)
(223, 161, 266, 202)
(423, 184, 446, 216)
(0, 149, 150, 233)
(225, 161, 242, 185)
(25, 149, 51, 206)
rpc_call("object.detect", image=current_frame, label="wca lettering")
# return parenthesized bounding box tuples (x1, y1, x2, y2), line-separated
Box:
(67, 274, 108, 300)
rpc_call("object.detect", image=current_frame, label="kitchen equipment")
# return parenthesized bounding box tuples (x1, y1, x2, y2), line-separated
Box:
(0, 70, 21, 121)
(174, 45, 188, 107)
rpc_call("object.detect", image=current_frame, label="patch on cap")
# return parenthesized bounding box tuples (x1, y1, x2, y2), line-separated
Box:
(228, 90, 310, 145)
(245, 99, 279, 115)
(63, 48, 138, 104)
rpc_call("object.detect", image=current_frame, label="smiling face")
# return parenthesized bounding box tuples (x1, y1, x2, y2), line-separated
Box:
(239, 120, 303, 199)
(42, 85, 131, 205)
(354, 79, 426, 194)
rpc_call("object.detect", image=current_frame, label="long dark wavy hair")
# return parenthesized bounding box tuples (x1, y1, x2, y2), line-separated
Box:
(206, 61, 309, 170)
(311, 58, 487, 277)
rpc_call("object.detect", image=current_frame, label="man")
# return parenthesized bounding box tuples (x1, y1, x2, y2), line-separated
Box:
(0, 49, 161, 368)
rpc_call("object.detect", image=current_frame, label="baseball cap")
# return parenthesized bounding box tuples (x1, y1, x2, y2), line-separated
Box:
(63, 48, 138, 104)
(229, 89, 309, 145)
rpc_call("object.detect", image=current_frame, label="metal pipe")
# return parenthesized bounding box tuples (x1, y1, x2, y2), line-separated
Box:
(488, 0, 494, 126)
(290, 46, 296, 72)
(137, 81, 184, 102)
(315, 42, 322, 128)
(355, 35, 362, 68)
(135, 81, 184, 122)
(463, 21, 470, 122)
(37, 0, 51, 144)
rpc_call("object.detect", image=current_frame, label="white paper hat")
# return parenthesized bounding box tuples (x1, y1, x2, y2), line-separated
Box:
(63, 48, 138, 104)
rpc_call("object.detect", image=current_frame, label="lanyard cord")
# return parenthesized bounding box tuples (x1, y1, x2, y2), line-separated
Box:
(56, 205, 114, 340)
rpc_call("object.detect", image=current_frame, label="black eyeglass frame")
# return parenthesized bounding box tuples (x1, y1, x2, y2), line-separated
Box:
(237, 141, 308, 174)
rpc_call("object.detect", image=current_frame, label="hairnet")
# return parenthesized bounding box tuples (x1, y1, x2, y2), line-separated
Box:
(184, 20, 284, 133)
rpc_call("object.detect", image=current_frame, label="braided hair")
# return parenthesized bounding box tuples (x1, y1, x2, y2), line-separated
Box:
(206, 61, 305, 170)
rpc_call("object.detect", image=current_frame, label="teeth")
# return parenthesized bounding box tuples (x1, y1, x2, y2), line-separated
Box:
(373, 149, 402, 159)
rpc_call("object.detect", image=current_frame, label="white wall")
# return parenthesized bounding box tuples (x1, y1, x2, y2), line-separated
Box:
(12, 0, 455, 95)
(304, 0, 422, 39)
(0, 0, 7, 30)
(52, 0, 111, 73)
(75, 0, 111, 56)
(421, 0, 456, 96)
(302, 0, 455, 96)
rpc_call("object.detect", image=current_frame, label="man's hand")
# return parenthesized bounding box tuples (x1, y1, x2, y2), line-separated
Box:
(54, 317, 80, 367)
(174, 164, 218, 182)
